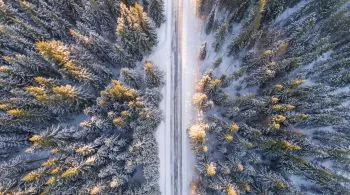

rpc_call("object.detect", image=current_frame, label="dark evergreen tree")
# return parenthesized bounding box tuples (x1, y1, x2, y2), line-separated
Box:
(199, 42, 207, 60)
(117, 2, 158, 61)
(190, 0, 350, 194)
(0, 0, 165, 194)
(149, 0, 165, 27)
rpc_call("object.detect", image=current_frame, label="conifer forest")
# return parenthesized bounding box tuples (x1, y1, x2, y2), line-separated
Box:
(0, 0, 350, 195)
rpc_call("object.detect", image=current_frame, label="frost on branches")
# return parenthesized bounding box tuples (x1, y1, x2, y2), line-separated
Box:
(0, 0, 165, 194)
(190, 0, 350, 194)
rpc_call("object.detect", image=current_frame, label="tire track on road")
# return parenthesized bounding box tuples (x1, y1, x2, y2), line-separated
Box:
(172, 0, 182, 194)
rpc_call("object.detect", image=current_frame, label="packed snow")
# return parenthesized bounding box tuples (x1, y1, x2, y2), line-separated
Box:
(148, 0, 173, 193)
(180, 0, 201, 193)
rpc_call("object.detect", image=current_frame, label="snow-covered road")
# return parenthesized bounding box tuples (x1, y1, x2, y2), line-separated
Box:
(151, 0, 201, 194)
(180, 0, 202, 194)
(149, 0, 173, 194)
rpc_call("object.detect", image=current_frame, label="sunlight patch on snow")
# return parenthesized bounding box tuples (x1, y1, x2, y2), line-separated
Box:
(300, 79, 315, 87)
(300, 126, 335, 138)
(275, 0, 311, 24)
(290, 175, 313, 189)
(66, 114, 87, 126)
(302, 50, 333, 72)
(340, 100, 350, 108)
(332, 86, 350, 95)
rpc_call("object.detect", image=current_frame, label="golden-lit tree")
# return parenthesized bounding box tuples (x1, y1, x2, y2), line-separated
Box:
(188, 122, 208, 143)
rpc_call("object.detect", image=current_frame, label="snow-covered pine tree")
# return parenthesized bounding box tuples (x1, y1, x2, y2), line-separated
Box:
(117, 2, 158, 61)
(148, 0, 166, 27)
(0, 0, 165, 193)
(0, 60, 164, 194)
(190, 0, 350, 194)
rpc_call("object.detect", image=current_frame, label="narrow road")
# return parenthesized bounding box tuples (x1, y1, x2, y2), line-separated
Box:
(174, 0, 201, 194)
(155, 0, 200, 194)
(171, 0, 182, 195)
(172, 0, 182, 194)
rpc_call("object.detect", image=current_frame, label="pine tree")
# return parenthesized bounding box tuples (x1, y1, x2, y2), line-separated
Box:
(206, 10, 215, 35)
(199, 42, 207, 60)
(0, 0, 164, 193)
(117, 3, 157, 60)
(0, 66, 164, 193)
(192, 1, 350, 193)
(149, 0, 165, 27)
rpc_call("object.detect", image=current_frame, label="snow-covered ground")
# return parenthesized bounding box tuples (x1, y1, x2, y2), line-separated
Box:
(275, 0, 311, 24)
(148, 0, 173, 193)
(180, 0, 202, 194)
